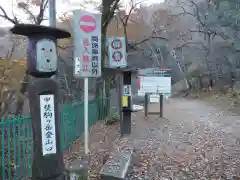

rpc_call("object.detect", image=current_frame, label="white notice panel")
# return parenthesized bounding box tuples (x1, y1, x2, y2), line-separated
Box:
(139, 76, 171, 94)
(73, 11, 102, 77)
(108, 37, 127, 68)
(40, 94, 57, 155)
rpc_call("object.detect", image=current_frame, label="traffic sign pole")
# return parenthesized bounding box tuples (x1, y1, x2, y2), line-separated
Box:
(84, 78, 89, 154)
(73, 11, 102, 158)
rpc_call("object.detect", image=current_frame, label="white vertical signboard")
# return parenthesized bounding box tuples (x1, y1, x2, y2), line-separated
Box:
(73, 10, 102, 154)
(73, 11, 102, 77)
(40, 94, 56, 156)
(108, 37, 127, 68)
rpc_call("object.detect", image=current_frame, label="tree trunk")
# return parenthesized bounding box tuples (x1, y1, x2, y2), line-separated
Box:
(123, 26, 128, 52)
(206, 34, 213, 90)
(15, 73, 28, 116)
(173, 52, 189, 89)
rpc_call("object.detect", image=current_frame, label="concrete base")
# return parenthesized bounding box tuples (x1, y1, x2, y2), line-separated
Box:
(65, 156, 89, 180)
(100, 147, 133, 180)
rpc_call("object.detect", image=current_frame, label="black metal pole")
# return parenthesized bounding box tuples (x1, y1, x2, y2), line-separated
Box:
(160, 94, 163, 117)
(144, 94, 148, 118)
(121, 70, 132, 136)
(119, 74, 123, 135)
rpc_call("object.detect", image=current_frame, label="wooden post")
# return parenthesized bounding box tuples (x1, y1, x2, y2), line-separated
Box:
(10, 24, 71, 180)
(29, 79, 64, 179)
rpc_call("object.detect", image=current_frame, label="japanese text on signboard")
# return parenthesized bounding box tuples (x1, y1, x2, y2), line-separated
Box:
(75, 57, 81, 74)
(91, 36, 99, 76)
(82, 37, 90, 72)
(40, 94, 57, 156)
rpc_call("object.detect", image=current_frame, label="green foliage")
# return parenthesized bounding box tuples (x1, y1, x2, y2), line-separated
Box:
(105, 107, 120, 125)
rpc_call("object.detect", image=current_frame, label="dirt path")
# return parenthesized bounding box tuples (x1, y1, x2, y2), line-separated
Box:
(127, 97, 240, 179)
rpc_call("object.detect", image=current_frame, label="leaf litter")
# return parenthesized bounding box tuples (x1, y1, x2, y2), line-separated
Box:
(125, 98, 240, 180)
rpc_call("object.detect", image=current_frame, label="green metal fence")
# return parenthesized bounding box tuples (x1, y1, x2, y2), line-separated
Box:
(0, 97, 109, 180)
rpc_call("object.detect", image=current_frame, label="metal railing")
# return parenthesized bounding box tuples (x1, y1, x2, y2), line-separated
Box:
(0, 97, 110, 180)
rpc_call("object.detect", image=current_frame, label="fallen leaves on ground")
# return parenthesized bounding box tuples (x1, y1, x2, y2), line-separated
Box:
(62, 120, 120, 180)
(126, 99, 240, 179)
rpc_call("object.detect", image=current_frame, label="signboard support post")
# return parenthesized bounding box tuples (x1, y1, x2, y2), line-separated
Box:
(144, 94, 148, 118)
(118, 74, 123, 127)
(10, 24, 71, 180)
(73, 10, 102, 154)
(100, 67, 136, 179)
(121, 70, 132, 136)
(71, 10, 102, 180)
(160, 94, 163, 117)
(138, 68, 171, 118)
(84, 78, 89, 154)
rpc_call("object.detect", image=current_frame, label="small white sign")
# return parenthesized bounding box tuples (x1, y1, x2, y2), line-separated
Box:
(150, 94, 159, 103)
(138, 76, 171, 94)
(108, 37, 127, 68)
(40, 94, 57, 156)
(123, 85, 131, 96)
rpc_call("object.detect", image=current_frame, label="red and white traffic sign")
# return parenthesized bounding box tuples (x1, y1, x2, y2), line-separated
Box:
(107, 37, 127, 68)
(79, 15, 96, 33)
(112, 51, 122, 61)
(111, 39, 122, 49)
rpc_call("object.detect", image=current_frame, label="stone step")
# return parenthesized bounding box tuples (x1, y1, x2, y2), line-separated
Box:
(100, 146, 133, 180)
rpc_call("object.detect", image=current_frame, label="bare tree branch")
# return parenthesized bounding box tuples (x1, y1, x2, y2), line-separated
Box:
(133, 36, 168, 46)
(102, 0, 121, 30)
(0, 5, 19, 24)
(174, 41, 206, 50)
(131, 27, 168, 47)
(117, 0, 145, 26)
(0, 0, 48, 25)
(18, 2, 37, 24)
(36, 0, 49, 25)
(188, 29, 229, 40)
(169, 1, 205, 27)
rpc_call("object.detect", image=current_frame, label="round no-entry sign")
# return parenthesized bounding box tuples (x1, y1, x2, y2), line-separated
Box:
(79, 15, 96, 33)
